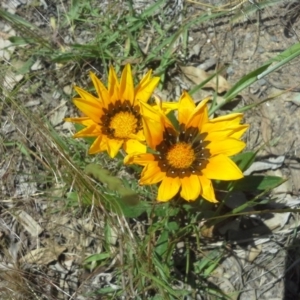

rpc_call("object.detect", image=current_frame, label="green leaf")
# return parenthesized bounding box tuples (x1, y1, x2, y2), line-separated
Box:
(140, 0, 166, 18)
(8, 36, 36, 45)
(17, 57, 36, 75)
(155, 230, 169, 258)
(167, 110, 179, 131)
(84, 163, 139, 204)
(166, 221, 179, 232)
(194, 250, 221, 276)
(223, 63, 272, 102)
(152, 203, 180, 217)
(113, 197, 149, 218)
(74, 124, 96, 145)
(266, 41, 300, 67)
(139, 270, 190, 297)
(0, 9, 37, 29)
(66, 191, 91, 206)
(223, 42, 300, 105)
(231, 152, 256, 172)
(96, 286, 120, 294)
(84, 252, 110, 263)
(229, 175, 285, 191)
(84, 164, 148, 217)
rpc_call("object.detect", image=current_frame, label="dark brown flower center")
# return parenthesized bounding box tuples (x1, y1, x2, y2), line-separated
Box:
(100, 100, 142, 139)
(155, 124, 210, 178)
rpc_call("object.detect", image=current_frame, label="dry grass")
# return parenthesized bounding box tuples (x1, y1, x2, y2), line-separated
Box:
(1, 0, 300, 299)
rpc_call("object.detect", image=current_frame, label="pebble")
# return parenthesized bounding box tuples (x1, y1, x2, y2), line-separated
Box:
(52, 90, 61, 99)
(25, 100, 41, 107)
(63, 84, 72, 95)
(0, 29, 16, 61)
(257, 46, 265, 53)
(270, 35, 278, 43)
(226, 66, 234, 76)
(258, 78, 267, 86)
(0, 38, 13, 60)
(31, 59, 43, 71)
(3, 72, 24, 94)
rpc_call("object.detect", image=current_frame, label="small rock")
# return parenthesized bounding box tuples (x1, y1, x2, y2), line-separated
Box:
(40, 0, 48, 9)
(49, 102, 68, 126)
(25, 100, 40, 107)
(0, 35, 15, 61)
(270, 35, 278, 43)
(52, 90, 61, 99)
(3, 72, 24, 94)
(63, 84, 72, 95)
(258, 78, 267, 86)
(62, 121, 74, 131)
(0, 36, 10, 55)
(31, 59, 43, 71)
(1, 121, 15, 134)
(257, 46, 265, 53)
(226, 66, 234, 76)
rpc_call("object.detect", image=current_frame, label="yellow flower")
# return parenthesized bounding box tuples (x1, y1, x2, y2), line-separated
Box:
(65, 64, 160, 158)
(124, 91, 249, 202)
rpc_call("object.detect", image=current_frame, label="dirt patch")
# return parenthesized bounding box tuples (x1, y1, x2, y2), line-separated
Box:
(1, 0, 300, 299)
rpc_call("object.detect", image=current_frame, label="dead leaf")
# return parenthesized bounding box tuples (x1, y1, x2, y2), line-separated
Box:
(20, 246, 66, 265)
(201, 224, 215, 238)
(179, 65, 230, 93)
(263, 212, 290, 231)
(15, 210, 43, 237)
(247, 244, 262, 262)
(49, 100, 68, 126)
(289, 159, 300, 193)
(244, 156, 285, 175)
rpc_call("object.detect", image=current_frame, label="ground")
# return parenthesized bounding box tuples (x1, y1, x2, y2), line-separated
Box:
(1, 0, 300, 299)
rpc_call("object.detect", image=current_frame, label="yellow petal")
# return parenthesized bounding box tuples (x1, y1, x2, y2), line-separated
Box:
(140, 162, 165, 185)
(178, 91, 196, 125)
(209, 113, 243, 126)
(120, 64, 134, 104)
(89, 135, 104, 154)
(124, 153, 155, 166)
(228, 125, 249, 139)
(123, 139, 147, 155)
(74, 124, 100, 137)
(142, 118, 165, 150)
(135, 70, 160, 103)
(106, 138, 123, 158)
(140, 102, 166, 149)
(207, 138, 246, 156)
(180, 175, 201, 201)
(128, 130, 145, 142)
(202, 116, 246, 136)
(161, 102, 179, 114)
(198, 176, 217, 203)
(64, 116, 94, 126)
(90, 72, 109, 107)
(157, 176, 181, 202)
(205, 128, 237, 141)
(186, 96, 210, 128)
(202, 154, 244, 180)
(108, 65, 120, 103)
(202, 122, 249, 141)
(73, 97, 103, 124)
(74, 86, 100, 104)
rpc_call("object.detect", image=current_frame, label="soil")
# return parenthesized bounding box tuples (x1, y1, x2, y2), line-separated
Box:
(1, 0, 300, 299)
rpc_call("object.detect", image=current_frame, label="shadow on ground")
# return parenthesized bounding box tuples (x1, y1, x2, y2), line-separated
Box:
(284, 237, 300, 299)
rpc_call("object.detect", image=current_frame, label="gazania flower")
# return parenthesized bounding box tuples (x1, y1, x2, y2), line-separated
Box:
(124, 91, 249, 202)
(65, 64, 160, 158)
